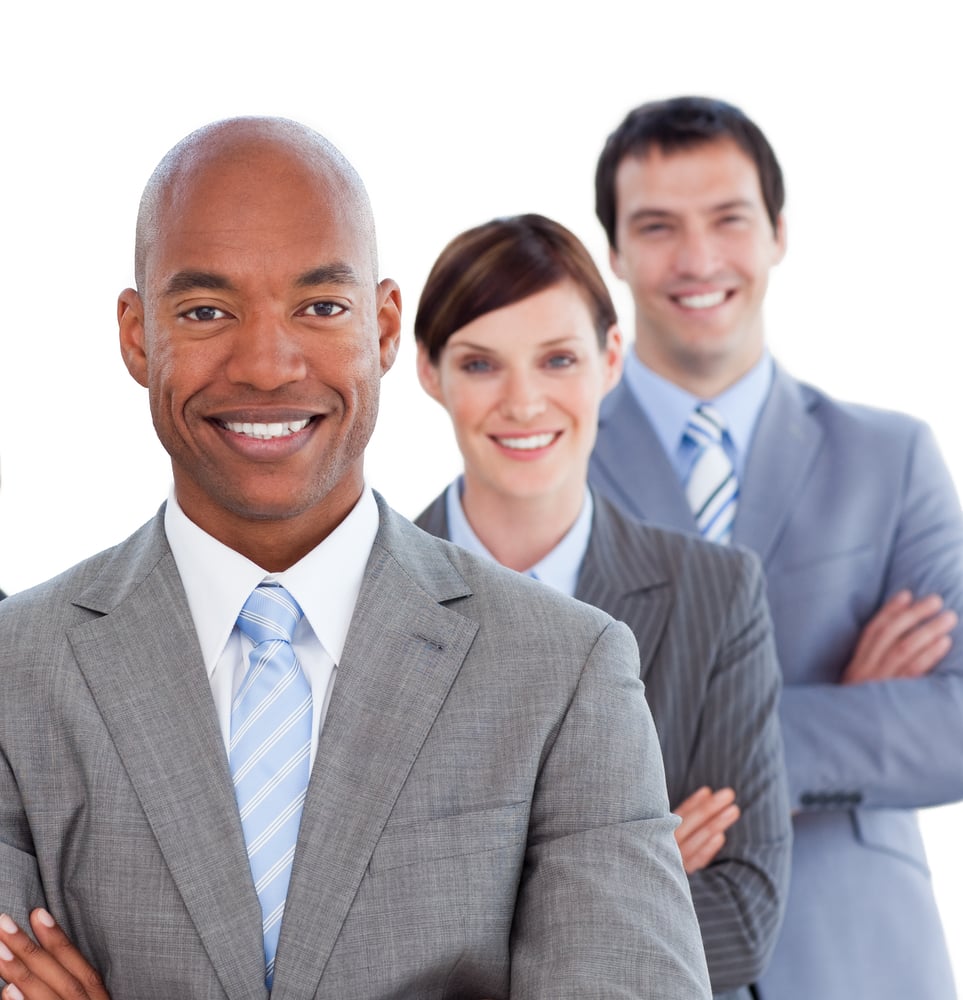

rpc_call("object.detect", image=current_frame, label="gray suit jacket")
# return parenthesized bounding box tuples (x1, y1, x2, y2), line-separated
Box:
(417, 491, 791, 999)
(0, 496, 711, 999)
(591, 365, 963, 999)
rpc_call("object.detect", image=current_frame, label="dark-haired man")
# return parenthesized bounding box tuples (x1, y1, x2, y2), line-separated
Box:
(0, 115, 711, 1000)
(590, 95, 962, 999)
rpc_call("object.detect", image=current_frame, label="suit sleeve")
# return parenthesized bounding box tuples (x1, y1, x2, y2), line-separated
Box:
(682, 553, 792, 992)
(509, 619, 711, 1000)
(0, 746, 47, 931)
(780, 422, 963, 810)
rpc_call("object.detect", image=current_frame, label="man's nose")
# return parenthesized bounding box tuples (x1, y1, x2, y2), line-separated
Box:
(675, 227, 720, 278)
(225, 313, 307, 390)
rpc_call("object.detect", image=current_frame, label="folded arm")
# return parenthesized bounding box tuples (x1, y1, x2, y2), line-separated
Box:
(679, 552, 792, 992)
(782, 422, 963, 810)
(510, 619, 711, 999)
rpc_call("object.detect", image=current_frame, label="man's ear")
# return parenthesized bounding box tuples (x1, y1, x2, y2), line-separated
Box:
(415, 341, 444, 404)
(773, 214, 788, 265)
(376, 278, 403, 376)
(118, 288, 149, 388)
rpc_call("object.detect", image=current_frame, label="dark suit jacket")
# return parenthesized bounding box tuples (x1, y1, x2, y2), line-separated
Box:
(417, 490, 792, 998)
(591, 365, 963, 999)
(0, 496, 711, 999)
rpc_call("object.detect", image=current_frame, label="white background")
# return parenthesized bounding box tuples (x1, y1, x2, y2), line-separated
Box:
(2, 0, 960, 980)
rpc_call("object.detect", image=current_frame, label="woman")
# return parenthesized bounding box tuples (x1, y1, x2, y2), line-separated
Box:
(414, 214, 791, 999)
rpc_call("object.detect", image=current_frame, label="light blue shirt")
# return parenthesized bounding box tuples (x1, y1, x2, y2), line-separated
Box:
(623, 349, 774, 482)
(444, 477, 593, 598)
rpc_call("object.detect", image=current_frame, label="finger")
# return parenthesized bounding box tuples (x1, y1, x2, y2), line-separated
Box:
(853, 593, 942, 664)
(848, 607, 956, 684)
(679, 831, 726, 874)
(29, 911, 108, 1000)
(676, 799, 740, 852)
(845, 594, 949, 683)
(889, 609, 956, 673)
(0, 914, 72, 1000)
(675, 788, 736, 839)
(673, 786, 713, 820)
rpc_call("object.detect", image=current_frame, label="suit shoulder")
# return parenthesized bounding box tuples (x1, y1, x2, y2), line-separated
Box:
(796, 377, 931, 445)
(377, 501, 618, 637)
(593, 493, 761, 582)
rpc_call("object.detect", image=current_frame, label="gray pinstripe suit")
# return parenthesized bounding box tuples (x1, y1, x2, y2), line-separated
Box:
(417, 490, 792, 999)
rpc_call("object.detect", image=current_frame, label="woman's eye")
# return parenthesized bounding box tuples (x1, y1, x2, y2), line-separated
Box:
(546, 354, 576, 369)
(461, 358, 494, 374)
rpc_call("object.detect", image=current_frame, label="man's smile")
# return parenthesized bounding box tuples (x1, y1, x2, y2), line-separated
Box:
(218, 417, 313, 440)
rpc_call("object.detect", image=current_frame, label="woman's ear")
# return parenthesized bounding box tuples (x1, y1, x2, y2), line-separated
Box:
(416, 341, 445, 404)
(601, 323, 624, 395)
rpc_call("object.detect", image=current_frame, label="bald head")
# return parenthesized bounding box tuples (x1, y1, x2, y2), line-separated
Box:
(134, 117, 378, 292)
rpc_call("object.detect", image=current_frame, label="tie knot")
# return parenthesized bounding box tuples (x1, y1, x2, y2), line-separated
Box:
(686, 403, 727, 447)
(237, 584, 303, 646)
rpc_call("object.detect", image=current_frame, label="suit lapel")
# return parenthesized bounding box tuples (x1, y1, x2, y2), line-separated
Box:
(273, 502, 479, 999)
(734, 366, 824, 564)
(67, 516, 267, 1000)
(576, 496, 673, 684)
(593, 380, 696, 533)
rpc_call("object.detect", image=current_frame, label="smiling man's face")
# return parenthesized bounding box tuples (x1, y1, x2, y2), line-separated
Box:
(118, 123, 400, 563)
(610, 137, 785, 396)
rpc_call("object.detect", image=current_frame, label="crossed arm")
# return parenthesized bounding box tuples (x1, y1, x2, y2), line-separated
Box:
(780, 423, 963, 812)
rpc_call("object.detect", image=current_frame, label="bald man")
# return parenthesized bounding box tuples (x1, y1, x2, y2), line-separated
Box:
(0, 119, 710, 1000)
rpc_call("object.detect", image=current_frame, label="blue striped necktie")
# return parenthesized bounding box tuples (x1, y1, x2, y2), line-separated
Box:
(684, 404, 738, 544)
(230, 583, 312, 988)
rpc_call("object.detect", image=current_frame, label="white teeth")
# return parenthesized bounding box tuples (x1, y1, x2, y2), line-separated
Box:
(497, 433, 555, 451)
(223, 418, 311, 440)
(677, 291, 727, 309)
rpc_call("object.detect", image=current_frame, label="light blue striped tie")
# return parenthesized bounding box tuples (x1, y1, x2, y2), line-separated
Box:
(230, 583, 312, 988)
(684, 404, 738, 544)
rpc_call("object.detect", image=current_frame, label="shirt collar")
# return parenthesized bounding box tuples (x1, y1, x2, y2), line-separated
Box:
(444, 477, 593, 598)
(623, 348, 774, 459)
(164, 486, 379, 675)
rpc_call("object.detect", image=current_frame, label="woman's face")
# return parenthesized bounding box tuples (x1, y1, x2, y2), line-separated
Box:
(418, 281, 622, 508)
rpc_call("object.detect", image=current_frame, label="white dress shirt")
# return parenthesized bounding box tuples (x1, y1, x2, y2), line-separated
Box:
(164, 487, 379, 768)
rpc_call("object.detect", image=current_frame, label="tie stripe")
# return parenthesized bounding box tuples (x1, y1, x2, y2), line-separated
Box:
(230, 583, 312, 989)
(685, 404, 738, 544)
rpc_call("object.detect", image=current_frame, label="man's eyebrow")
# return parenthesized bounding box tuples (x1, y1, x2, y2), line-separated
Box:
(626, 208, 674, 223)
(710, 198, 756, 213)
(626, 199, 758, 223)
(296, 263, 362, 288)
(162, 271, 236, 296)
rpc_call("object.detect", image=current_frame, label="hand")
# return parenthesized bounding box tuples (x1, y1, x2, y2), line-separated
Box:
(673, 786, 740, 874)
(842, 590, 957, 685)
(0, 910, 109, 1000)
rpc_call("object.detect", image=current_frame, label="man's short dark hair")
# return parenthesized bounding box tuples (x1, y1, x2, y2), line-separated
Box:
(595, 96, 785, 247)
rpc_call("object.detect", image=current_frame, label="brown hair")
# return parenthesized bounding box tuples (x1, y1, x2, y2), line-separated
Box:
(595, 96, 785, 248)
(414, 214, 617, 363)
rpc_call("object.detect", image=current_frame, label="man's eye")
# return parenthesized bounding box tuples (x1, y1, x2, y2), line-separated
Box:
(304, 301, 346, 317)
(184, 306, 227, 322)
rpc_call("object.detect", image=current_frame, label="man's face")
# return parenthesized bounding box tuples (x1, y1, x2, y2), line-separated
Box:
(119, 141, 400, 552)
(610, 138, 785, 394)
